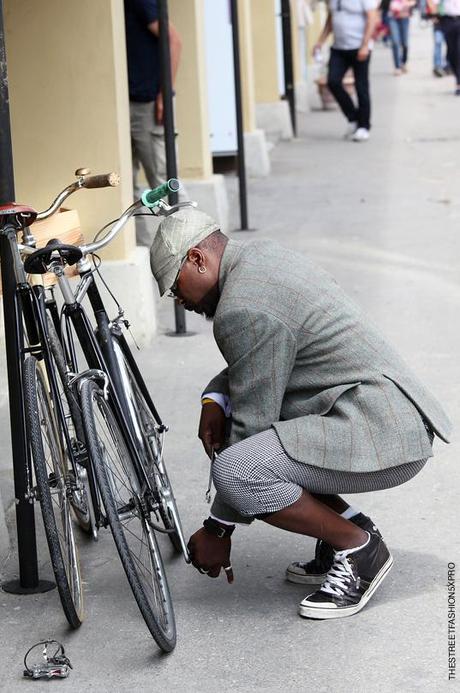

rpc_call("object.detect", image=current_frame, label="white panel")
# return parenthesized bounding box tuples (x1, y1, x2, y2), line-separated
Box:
(204, 0, 237, 155)
(275, 0, 285, 97)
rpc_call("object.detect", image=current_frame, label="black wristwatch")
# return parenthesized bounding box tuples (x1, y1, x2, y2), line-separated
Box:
(203, 517, 235, 539)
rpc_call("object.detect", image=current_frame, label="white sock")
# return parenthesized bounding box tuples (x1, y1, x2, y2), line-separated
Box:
(341, 506, 360, 520)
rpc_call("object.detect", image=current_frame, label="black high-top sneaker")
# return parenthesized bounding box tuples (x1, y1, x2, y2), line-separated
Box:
(298, 531, 393, 619)
(286, 513, 381, 585)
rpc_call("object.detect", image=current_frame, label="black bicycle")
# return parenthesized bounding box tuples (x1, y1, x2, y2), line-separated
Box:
(1, 171, 191, 652)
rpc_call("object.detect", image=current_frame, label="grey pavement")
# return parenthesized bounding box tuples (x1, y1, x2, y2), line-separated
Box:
(1, 24, 460, 693)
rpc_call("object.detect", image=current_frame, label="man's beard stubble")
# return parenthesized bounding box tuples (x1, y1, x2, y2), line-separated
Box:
(184, 283, 219, 320)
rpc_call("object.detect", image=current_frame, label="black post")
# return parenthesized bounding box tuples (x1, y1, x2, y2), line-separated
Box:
(0, 1, 54, 594)
(281, 0, 297, 136)
(230, 0, 249, 231)
(157, 0, 187, 335)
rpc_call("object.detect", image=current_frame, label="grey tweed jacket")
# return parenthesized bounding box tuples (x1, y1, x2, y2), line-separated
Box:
(205, 239, 452, 523)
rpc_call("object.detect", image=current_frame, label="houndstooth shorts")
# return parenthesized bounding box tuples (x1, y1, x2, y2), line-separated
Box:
(212, 428, 430, 518)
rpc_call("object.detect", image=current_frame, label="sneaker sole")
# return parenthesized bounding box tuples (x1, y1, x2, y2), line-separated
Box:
(285, 570, 328, 585)
(298, 553, 393, 620)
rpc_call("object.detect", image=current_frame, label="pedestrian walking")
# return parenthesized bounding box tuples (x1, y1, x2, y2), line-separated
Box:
(387, 0, 416, 74)
(436, 0, 460, 93)
(314, 0, 380, 142)
(124, 0, 182, 244)
(149, 208, 451, 621)
(423, 0, 448, 76)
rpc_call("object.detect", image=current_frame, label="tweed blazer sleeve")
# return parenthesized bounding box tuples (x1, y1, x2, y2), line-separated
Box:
(214, 306, 297, 445)
(203, 368, 229, 397)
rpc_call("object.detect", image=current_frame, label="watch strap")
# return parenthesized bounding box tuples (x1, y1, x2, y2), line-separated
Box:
(203, 517, 235, 538)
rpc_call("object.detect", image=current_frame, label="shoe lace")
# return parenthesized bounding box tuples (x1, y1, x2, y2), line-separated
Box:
(320, 552, 357, 597)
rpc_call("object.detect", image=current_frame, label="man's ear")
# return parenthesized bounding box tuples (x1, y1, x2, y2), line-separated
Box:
(188, 247, 206, 269)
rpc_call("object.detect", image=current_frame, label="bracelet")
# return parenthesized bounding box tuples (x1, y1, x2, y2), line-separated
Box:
(203, 517, 235, 538)
(201, 398, 217, 406)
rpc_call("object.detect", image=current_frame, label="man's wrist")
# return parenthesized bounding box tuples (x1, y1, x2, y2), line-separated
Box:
(203, 517, 235, 538)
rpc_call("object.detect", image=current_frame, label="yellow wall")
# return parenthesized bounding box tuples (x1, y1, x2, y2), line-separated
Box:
(4, 0, 133, 260)
(251, 0, 280, 103)
(169, 0, 212, 180)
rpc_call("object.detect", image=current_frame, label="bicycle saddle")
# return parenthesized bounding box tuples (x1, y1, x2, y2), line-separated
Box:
(24, 238, 83, 274)
(0, 203, 37, 226)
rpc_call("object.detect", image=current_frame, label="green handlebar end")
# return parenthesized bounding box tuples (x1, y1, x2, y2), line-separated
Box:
(141, 178, 181, 207)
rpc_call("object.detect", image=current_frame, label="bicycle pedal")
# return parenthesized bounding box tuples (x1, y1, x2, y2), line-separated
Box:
(24, 663, 70, 679)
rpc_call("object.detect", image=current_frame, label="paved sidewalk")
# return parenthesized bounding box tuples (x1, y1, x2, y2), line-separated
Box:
(1, 24, 459, 692)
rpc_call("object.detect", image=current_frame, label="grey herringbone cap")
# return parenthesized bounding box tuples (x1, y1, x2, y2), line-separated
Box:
(150, 207, 219, 296)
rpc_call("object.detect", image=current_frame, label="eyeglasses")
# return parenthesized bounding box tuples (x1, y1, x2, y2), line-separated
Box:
(166, 254, 188, 299)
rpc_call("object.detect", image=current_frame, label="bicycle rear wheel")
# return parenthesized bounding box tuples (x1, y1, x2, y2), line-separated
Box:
(23, 356, 84, 628)
(80, 378, 176, 652)
(112, 337, 187, 556)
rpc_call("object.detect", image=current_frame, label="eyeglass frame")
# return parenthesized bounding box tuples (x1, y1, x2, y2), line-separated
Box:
(166, 253, 189, 298)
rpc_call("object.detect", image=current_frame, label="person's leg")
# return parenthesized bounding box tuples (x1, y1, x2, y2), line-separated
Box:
(434, 26, 444, 72)
(441, 18, 457, 83)
(400, 17, 410, 67)
(264, 490, 367, 549)
(388, 17, 402, 69)
(212, 429, 398, 619)
(351, 52, 371, 130)
(310, 493, 349, 514)
(129, 101, 162, 189)
(452, 20, 460, 87)
(150, 123, 167, 189)
(327, 48, 358, 123)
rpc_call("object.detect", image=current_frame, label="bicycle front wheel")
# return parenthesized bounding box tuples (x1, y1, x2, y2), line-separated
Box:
(112, 337, 187, 556)
(23, 356, 84, 628)
(80, 378, 176, 652)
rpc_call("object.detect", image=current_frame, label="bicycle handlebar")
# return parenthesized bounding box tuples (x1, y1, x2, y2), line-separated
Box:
(36, 169, 120, 221)
(79, 178, 182, 257)
(80, 172, 120, 189)
(141, 178, 180, 206)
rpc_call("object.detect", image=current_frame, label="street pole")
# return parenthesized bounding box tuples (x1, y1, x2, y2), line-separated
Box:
(230, 0, 249, 231)
(0, 0, 54, 594)
(281, 0, 297, 136)
(157, 0, 187, 335)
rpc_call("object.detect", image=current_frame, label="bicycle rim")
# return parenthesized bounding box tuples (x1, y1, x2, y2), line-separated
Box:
(112, 338, 187, 556)
(23, 356, 84, 628)
(80, 378, 176, 651)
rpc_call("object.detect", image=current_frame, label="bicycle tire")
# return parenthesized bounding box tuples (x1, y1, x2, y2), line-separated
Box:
(80, 378, 176, 652)
(112, 337, 186, 555)
(46, 318, 93, 535)
(23, 356, 84, 628)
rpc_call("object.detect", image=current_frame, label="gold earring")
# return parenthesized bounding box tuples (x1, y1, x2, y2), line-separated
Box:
(198, 266, 206, 274)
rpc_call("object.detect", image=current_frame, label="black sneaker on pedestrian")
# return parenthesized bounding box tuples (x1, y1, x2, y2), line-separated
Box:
(285, 513, 381, 585)
(298, 532, 393, 619)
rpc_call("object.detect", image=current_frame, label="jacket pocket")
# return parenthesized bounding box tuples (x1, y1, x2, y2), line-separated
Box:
(302, 382, 361, 417)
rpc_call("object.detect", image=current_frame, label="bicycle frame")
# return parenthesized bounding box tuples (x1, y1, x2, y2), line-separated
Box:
(48, 261, 168, 524)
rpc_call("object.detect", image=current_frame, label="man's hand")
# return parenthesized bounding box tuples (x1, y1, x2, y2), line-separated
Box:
(198, 402, 226, 458)
(155, 92, 164, 125)
(357, 44, 370, 61)
(187, 528, 234, 582)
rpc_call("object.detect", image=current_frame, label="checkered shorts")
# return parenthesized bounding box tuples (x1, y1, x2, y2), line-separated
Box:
(212, 428, 429, 518)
